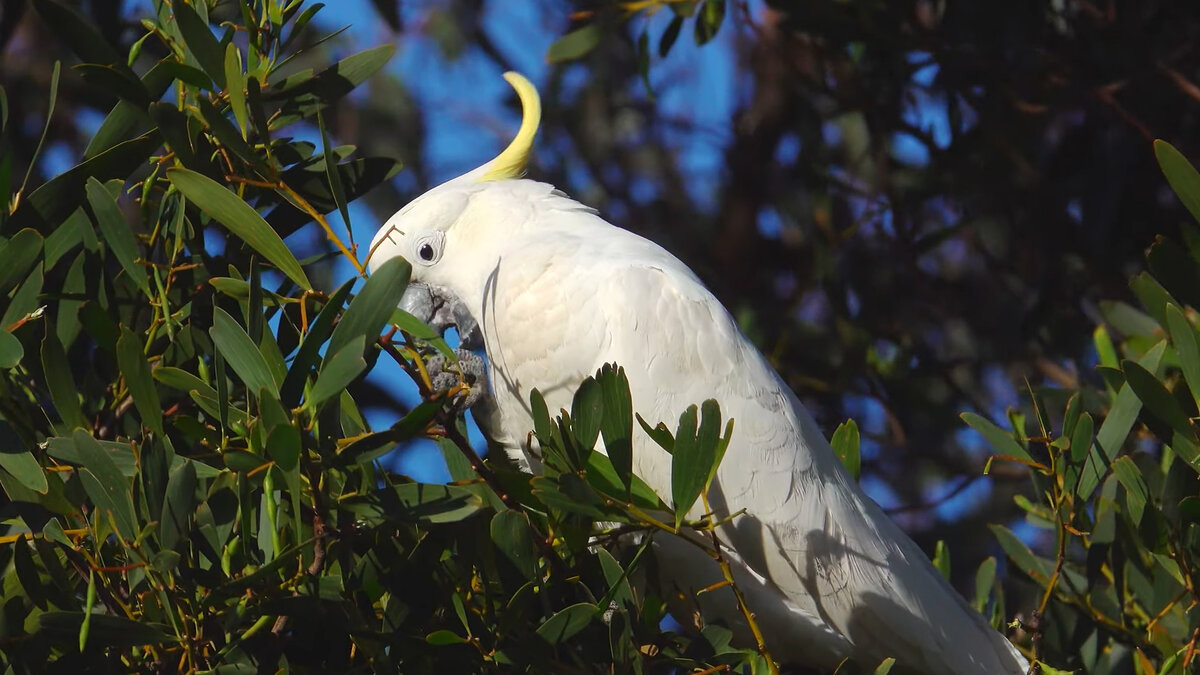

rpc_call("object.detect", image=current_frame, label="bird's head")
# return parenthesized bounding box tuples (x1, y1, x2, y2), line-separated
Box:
(366, 72, 541, 349)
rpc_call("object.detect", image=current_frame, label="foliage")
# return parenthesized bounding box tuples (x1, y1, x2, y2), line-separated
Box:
(944, 141, 1200, 674)
(0, 2, 781, 673)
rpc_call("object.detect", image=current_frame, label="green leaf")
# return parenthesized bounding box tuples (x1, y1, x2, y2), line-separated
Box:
(45, 436, 134, 476)
(584, 451, 665, 510)
(1166, 304, 1200, 412)
(223, 449, 269, 473)
(36, 612, 174, 647)
(1122, 358, 1191, 438)
(961, 412, 1034, 467)
(1155, 139, 1200, 226)
(597, 364, 634, 495)
(154, 366, 218, 399)
(1147, 237, 1200, 311)
(931, 540, 951, 581)
(168, 168, 312, 290)
(425, 630, 468, 646)
(530, 388, 552, 447)
(636, 413, 675, 454)
(1069, 412, 1094, 465)
(159, 459, 197, 550)
(266, 45, 396, 128)
(1077, 341, 1167, 500)
(1129, 271, 1175, 328)
(571, 376, 603, 451)
(1111, 455, 1149, 525)
(327, 256, 411, 357)
(490, 510, 538, 581)
(831, 419, 861, 481)
(0, 330, 23, 369)
(874, 657, 897, 675)
(693, 0, 725, 45)
(10, 132, 160, 232)
(531, 475, 607, 519)
(73, 64, 150, 106)
(72, 429, 137, 540)
(347, 482, 485, 525)
(196, 97, 259, 168)
(0, 449, 47, 494)
(116, 327, 163, 435)
(210, 306, 280, 396)
(32, 0, 124, 67)
(0, 228, 44, 295)
(316, 107, 352, 239)
(1093, 325, 1119, 369)
(225, 43, 249, 139)
(669, 401, 726, 530)
(84, 60, 177, 159)
(265, 419, 302, 472)
(41, 324, 87, 430)
(387, 308, 454, 358)
(536, 603, 597, 644)
(280, 279, 353, 407)
(988, 523, 1051, 583)
(309, 335, 367, 410)
(173, 0, 227, 89)
(546, 24, 602, 63)
(1, 262, 41, 331)
(973, 556, 997, 613)
(660, 16, 684, 57)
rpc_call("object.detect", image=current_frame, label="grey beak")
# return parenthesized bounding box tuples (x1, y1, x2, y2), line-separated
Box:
(398, 282, 483, 350)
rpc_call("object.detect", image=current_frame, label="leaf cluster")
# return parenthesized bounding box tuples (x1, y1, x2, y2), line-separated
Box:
(959, 142, 1200, 674)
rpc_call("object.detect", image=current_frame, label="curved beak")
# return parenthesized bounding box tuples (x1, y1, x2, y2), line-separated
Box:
(399, 282, 483, 350)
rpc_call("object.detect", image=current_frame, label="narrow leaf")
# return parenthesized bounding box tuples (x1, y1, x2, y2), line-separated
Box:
(1111, 456, 1149, 525)
(546, 24, 602, 63)
(159, 459, 197, 550)
(597, 364, 634, 495)
(831, 419, 861, 481)
(210, 306, 279, 395)
(571, 376, 603, 451)
(309, 335, 367, 410)
(168, 168, 312, 290)
(0, 449, 47, 494)
(173, 1, 227, 88)
(116, 327, 163, 435)
(1166, 304, 1200, 412)
(1155, 139, 1200, 226)
(326, 256, 410, 357)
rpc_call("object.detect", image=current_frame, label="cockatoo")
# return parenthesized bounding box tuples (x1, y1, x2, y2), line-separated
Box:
(367, 72, 1027, 675)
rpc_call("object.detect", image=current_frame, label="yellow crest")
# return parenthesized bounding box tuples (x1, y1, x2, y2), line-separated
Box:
(478, 72, 541, 182)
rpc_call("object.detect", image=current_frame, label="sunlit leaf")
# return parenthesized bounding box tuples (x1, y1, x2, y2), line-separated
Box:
(168, 168, 312, 290)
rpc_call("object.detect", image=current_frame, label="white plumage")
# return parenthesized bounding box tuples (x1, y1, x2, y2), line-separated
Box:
(368, 73, 1026, 674)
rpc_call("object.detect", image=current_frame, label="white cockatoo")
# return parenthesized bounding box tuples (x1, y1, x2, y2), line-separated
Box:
(368, 72, 1027, 674)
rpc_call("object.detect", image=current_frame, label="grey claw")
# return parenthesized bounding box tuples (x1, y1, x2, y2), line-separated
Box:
(425, 349, 489, 408)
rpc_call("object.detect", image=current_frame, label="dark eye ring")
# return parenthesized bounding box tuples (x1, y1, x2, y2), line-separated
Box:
(418, 243, 435, 261)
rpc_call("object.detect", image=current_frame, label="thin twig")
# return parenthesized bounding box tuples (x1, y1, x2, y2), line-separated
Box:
(699, 491, 779, 674)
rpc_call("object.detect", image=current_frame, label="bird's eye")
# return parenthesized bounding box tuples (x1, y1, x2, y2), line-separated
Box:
(413, 232, 445, 265)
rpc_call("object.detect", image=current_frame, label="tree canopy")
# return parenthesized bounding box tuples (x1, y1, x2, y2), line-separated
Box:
(1, 1, 1200, 673)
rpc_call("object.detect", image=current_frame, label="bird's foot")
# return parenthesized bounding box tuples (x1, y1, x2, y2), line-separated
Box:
(424, 349, 489, 409)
